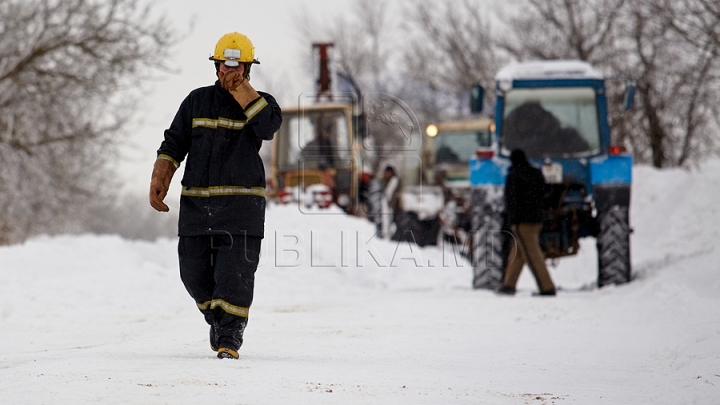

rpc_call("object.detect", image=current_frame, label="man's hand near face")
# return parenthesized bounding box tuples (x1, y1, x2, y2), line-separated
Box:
(219, 70, 244, 92)
(218, 64, 260, 109)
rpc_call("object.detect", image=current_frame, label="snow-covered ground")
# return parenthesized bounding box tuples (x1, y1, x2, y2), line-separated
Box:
(1, 161, 720, 404)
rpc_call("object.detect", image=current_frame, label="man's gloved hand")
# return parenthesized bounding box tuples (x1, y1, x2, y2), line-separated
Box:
(219, 70, 245, 92)
(219, 70, 260, 108)
(149, 158, 177, 212)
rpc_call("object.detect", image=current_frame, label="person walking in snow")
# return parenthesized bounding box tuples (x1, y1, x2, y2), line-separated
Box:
(149, 32, 282, 359)
(380, 165, 401, 238)
(496, 149, 556, 296)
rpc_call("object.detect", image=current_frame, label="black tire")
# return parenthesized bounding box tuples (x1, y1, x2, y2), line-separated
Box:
(470, 187, 506, 290)
(597, 206, 631, 287)
(392, 211, 438, 247)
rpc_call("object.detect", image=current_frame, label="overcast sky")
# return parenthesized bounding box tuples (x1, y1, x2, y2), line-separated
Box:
(120, 0, 500, 197)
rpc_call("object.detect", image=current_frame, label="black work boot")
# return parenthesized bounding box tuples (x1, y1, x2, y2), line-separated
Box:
(496, 285, 517, 295)
(532, 289, 557, 296)
(216, 325, 244, 359)
(217, 347, 239, 359)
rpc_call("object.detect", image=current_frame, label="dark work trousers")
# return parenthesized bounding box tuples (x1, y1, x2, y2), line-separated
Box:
(178, 233, 261, 351)
(502, 223, 556, 293)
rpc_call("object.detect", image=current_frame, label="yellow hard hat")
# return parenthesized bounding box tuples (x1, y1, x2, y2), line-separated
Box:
(209, 32, 260, 66)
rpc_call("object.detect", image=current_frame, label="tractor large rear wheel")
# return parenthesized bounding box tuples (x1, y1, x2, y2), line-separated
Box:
(597, 206, 631, 287)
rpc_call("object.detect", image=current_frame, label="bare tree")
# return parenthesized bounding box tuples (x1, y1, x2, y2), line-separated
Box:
(84, 192, 178, 240)
(616, 0, 720, 167)
(499, 0, 720, 168)
(654, 0, 720, 49)
(401, 0, 505, 122)
(497, 0, 627, 62)
(0, 0, 173, 244)
(293, 0, 396, 96)
(645, 0, 720, 165)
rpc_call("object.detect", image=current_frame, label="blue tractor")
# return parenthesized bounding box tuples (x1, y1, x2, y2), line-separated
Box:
(470, 60, 634, 289)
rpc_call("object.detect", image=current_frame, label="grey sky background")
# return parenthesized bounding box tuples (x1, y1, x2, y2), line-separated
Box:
(120, 0, 500, 197)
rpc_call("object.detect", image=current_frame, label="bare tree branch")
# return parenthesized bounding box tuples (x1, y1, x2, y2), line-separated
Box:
(499, 0, 720, 168)
(0, 0, 175, 244)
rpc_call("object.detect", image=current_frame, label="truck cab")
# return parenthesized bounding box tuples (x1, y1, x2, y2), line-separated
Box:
(422, 118, 493, 246)
(271, 102, 363, 213)
(424, 118, 493, 188)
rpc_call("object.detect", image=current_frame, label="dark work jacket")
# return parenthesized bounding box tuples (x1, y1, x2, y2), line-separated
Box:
(504, 163, 546, 225)
(157, 81, 282, 237)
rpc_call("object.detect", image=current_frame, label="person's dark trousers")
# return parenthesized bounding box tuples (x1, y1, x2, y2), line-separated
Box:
(178, 233, 261, 351)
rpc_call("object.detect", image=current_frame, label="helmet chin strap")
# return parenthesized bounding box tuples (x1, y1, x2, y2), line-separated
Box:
(243, 63, 252, 80)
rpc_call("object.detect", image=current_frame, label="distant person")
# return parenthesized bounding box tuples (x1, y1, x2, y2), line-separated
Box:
(380, 165, 401, 238)
(149, 32, 282, 359)
(497, 149, 556, 296)
(302, 126, 335, 168)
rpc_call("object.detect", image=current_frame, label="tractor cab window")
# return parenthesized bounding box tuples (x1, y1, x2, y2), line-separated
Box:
(434, 130, 492, 164)
(277, 110, 351, 171)
(500, 87, 600, 158)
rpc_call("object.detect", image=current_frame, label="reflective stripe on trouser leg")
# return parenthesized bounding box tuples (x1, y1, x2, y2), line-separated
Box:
(197, 299, 249, 317)
(213, 234, 260, 350)
(179, 234, 261, 350)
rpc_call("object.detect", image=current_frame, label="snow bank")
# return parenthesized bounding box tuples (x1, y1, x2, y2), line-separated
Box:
(1, 161, 719, 404)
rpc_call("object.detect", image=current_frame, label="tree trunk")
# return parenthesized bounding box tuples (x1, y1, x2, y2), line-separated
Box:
(642, 89, 667, 168)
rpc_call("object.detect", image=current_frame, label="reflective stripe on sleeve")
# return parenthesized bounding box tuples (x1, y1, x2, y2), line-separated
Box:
(192, 117, 246, 130)
(157, 154, 180, 168)
(197, 299, 249, 318)
(244, 98, 268, 121)
(182, 186, 266, 198)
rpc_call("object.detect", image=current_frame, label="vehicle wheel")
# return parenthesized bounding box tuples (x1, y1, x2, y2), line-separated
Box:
(471, 187, 506, 290)
(422, 217, 440, 247)
(597, 205, 631, 287)
(392, 211, 437, 247)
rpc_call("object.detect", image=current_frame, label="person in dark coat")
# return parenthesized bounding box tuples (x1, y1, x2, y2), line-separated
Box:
(497, 149, 556, 296)
(149, 32, 282, 359)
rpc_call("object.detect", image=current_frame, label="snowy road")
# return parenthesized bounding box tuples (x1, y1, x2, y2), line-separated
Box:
(1, 162, 720, 404)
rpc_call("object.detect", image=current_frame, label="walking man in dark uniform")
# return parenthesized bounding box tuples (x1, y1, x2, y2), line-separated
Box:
(149, 32, 282, 359)
(497, 149, 556, 296)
